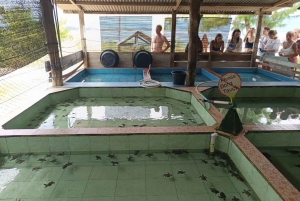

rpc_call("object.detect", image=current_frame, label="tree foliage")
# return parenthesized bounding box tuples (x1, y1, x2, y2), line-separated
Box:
(57, 18, 73, 42)
(199, 15, 231, 32)
(231, 2, 300, 32)
(0, 2, 47, 71)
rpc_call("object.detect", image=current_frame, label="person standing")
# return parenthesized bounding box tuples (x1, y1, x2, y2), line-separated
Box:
(296, 39, 300, 57)
(209, 33, 224, 54)
(243, 28, 256, 53)
(225, 29, 242, 53)
(260, 30, 280, 57)
(185, 35, 203, 53)
(279, 31, 298, 63)
(151, 25, 170, 53)
(258, 27, 270, 56)
(293, 28, 300, 42)
(202, 34, 209, 52)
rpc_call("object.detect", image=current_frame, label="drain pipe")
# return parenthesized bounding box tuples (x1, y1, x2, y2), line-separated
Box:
(210, 132, 218, 157)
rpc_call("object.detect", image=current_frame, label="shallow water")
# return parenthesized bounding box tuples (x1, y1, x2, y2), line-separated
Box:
(78, 72, 210, 83)
(219, 72, 280, 82)
(0, 150, 260, 200)
(25, 97, 205, 129)
(214, 97, 300, 125)
(258, 147, 300, 191)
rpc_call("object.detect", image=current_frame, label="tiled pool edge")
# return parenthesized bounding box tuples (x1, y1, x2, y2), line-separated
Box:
(231, 134, 300, 201)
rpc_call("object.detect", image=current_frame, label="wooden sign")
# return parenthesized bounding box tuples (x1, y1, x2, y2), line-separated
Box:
(218, 72, 242, 98)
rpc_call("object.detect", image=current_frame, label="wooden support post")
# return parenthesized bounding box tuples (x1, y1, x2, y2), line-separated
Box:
(186, 0, 203, 86)
(251, 8, 263, 67)
(40, 0, 63, 86)
(79, 10, 88, 68)
(170, 10, 177, 67)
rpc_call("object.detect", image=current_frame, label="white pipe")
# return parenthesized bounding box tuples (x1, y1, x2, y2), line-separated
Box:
(204, 100, 231, 105)
(210, 132, 218, 156)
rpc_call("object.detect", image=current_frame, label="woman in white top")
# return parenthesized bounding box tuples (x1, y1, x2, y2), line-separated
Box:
(260, 30, 280, 57)
(279, 31, 298, 63)
(226, 29, 242, 53)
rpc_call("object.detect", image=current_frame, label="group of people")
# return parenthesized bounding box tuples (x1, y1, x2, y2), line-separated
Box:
(151, 24, 300, 64)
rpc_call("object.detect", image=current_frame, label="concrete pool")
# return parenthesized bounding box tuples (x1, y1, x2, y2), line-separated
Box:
(0, 86, 300, 200)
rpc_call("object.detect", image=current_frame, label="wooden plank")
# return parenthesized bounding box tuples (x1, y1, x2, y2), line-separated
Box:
(210, 53, 252, 61)
(174, 0, 183, 10)
(210, 61, 251, 67)
(61, 51, 83, 70)
(151, 53, 171, 67)
(175, 53, 209, 61)
(87, 52, 133, 68)
(175, 61, 208, 68)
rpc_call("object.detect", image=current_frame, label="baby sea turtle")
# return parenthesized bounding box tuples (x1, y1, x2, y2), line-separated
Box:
(242, 189, 251, 197)
(163, 172, 172, 177)
(177, 170, 186, 174)
(44, 181, 55, 188)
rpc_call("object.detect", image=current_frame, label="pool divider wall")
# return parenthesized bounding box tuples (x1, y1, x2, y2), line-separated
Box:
(0, 134, 211, 155)
(215, 136, 283, 201)
(191, 95, 216, 126)
(201, 86, 298, 99)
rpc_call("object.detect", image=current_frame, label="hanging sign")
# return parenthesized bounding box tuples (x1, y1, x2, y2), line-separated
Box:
(218, 72, 242, 98)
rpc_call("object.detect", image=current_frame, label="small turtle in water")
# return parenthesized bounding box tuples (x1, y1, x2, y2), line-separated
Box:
(95, 155, 101, 160)
(111, 161, 119, 166)
(218, 192, 226, 200)
(242, 189, 251, 197)
(32, 167, 42, 171)
(146, 153, 154, 158)
(44, 181, 55, 188)
(127, 155, 133, 162)
(199, 174, 207, 181)
(163, 172, 172, 177)
(107, 153, 115, 159)
(57, 152, 65, 156)
(177, 170, 186, 174)
(209, 188, 219, 194)
(37, 158, 46, 162)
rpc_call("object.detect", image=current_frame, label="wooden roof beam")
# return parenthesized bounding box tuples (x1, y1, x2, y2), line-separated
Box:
(64, 10, 258, 15)
(68, 0, 82, 11)
(174, 0, 183, 11)
(263, 0, 293, 11)
(57, 1, 293, 8)
(57, 1, 177, 6)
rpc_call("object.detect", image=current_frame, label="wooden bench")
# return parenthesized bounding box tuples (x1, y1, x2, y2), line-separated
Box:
(258, 55, 300, 78)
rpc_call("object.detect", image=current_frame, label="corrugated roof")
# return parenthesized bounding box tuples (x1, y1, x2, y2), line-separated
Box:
(56, 0, 298, 15)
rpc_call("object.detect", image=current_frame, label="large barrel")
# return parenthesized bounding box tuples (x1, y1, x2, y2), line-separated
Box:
(133, 50, 152, 68)
(100, 50, 119, 67)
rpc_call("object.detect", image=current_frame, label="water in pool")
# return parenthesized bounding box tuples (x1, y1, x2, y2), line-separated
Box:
(258, 146, 300, 191)
(150, 73, 211, 83)
(81, 73, 144, 82)
(213, 97, 300, 125)
(219, 72, 280, 82)
(0, 150, 260, 200)
(25, 97, 205, 129)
